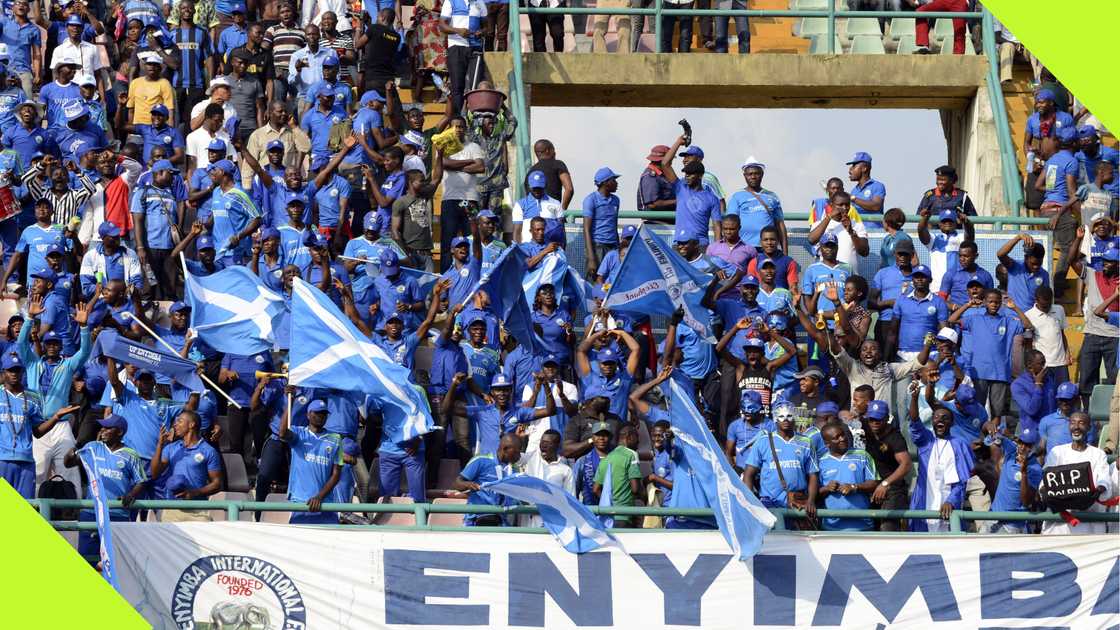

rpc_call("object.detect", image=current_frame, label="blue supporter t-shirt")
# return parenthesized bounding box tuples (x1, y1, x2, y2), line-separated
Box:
(158, 439, 222, 498)
(891, 291, 948, 353)
(101, 388, 184, 461)
(1042, 149, 1080, 205)
(744, 431, 817, 507)
(799, 261, 851, 315)
(0, 391, 43, 463)
(960, 311, 1022, 383)
(673, 179, 721, 244)
(871, 265, 912, 321)
(581, 191, 620, 245)
(1004, 259, 1049, 311)
(726, 417, 775, 468)
(818, 450, 877, 531)
(728, 188, 782, 246)
(989, 440, 1042, 531)
(460, 454, 515, 525)
(285, 425, 342, 503)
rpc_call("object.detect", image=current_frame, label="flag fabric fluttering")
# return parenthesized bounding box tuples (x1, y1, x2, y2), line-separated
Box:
(598, 461, 615, 529)
(602, 224, 715, 342)
(76, 441, 123, 591)
(183, 265, 287, 354)
(92, 330, 205, 392)
(484, 474, 623, 554)
(670, 379, 776, 560)
(288, 278, 435, 442)
(463, 246, 541, 354)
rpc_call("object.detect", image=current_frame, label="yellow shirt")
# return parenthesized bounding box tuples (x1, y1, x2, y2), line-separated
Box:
(127, 77, 174, 125)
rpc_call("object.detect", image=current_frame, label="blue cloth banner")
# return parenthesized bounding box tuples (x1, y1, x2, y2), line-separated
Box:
(76, 441, 123, 592)
(466, 246, 541, 355)
(523, 250, 570, 304)
(598, 461, 615, 529)
(603, 224, 715, 342)
(93, 330, 205, 392)
(485, 474, 622, 554)
(399, 266, 441, 299)
(670, 379, 776, 560)
(288, 278, 435, 442)
(184, 265, 287, 354)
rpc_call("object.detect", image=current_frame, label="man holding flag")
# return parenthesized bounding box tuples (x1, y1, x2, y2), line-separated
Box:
(205, 158, 262, 265)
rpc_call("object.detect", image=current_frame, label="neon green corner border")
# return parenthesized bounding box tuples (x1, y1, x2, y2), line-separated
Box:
(0, 481, 148, 628)
(984, 0, 1120, 133)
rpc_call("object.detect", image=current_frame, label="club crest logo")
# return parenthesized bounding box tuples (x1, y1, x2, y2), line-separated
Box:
(171, 555, 306, 630)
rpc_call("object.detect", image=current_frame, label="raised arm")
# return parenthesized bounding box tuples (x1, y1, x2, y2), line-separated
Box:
(659, 135, 686, 185)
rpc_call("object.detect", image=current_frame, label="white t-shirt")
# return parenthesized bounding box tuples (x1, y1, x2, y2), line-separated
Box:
(50, 40, 103, 74)
(185, 128, 236, 170)
(520, 380, 578, 454)
(439, 0, 487, 48)
(1040, 444, 1114, 535)
(190, 98, 239, 125)
(440, 142, 484, 202)
(516, 449, 575, 527)
(1025, 305, 1068, 367)
(811, 217, 868, 266)
(513, 194, 564, 242)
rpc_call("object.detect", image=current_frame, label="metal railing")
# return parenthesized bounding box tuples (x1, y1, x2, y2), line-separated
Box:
(35, 498, 1118, 534)
(502, 3, 1024, 219)
(558, 210, 1048, 231)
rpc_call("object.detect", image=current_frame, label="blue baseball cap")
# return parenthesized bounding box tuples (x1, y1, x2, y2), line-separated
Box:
(911, 264, 932, 278)
(379, 249, 400, 274)
(757, 255, 776, 268)
(541, 354, 560, 366)
(286, 193, 307, 208)
(1017, 426, 1040, 445)
(208, 159, 236, 176)
(740, 274, 759, 287)
(740, 390, 763, 414)
(1056, 382, 1079, 400)
(206, 138, 227, 152)
(937, 209, 957, 223)
(169, 301, 191, 313)
(306, 232, 329, 249)
(229, 0, 247, 12)
(476, 209, 497, 219)
(196, 234, 215, 250)
(743, 337, 765, 350)
(466, 314, 487, 327)
(65, 14, 83, 26)
(41, 331, 62, 345)
(266, 139, 285, 152)
(31, 268, 57, 282)
(1036, 88, 1056, 102)
(98, 414, 128, 433)
(321, 51, 340, 67)
(260, 226, 280, 241)
(679, 145, 704, 158)
(490, 373, 512, 389)
(45, 242, 65, 257)
(845, 152, 872, 165)
(2, 353, 22, 370)
(1056, 125, 1077, 143)
(359, 90, 385, 104)
(342, 437, 361, 457)
(597, 348, 620, 363)
(64, 103, 89, 122)
(451, 236, 470, 249)
(818, 232, 838, 246)
(956, 383, 976, 404)
(384, 311, 405, 324)
(151, 159, 178, 174)
(866, 400, 889, 421)
(620, 225, 637, 240)
(363, 212, 382, 232)
(150, 103, 169, 117)
(816, 401, 840, 416)
(1078, 125, 1099, 140)
(593, 166, 621, 186)
(527, 170, 546, 189)
(308, 400, 329, 414)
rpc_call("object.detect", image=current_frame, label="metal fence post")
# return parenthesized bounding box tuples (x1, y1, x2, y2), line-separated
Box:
(654, 0, 663, 53)
(38, 499, 51, 521)
(228, 503, 240, 522)
(826, 0, 836, 53)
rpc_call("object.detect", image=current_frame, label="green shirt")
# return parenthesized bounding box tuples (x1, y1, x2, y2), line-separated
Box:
(594, 445, 642, 507)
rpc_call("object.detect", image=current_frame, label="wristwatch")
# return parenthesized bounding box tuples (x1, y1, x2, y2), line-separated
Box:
(587, 438, 593, 445)
(880, 481, 889, 488)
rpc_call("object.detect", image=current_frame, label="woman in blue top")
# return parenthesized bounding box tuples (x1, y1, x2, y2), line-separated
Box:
(531, 283, 573, 369)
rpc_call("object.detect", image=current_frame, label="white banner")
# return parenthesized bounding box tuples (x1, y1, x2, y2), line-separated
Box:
(113, 523, 1119, 629)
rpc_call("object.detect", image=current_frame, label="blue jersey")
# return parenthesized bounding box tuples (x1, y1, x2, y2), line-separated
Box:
(744, 431, 817, 507)
(38, 80, 81, 130)
(989, 440, 1042, 531)
(1042, 149, 1079, 205)
(343, 236, 389, 304)
(101, 387, 184, 461)
(285, 425, 342, 503)
(960, 311, 1023, 383)
(374, 332, 421, 371)
(460, 342, 500, 404)
(157, 438, 222, 498)
(726, 417, 775, 468)
(800, 261, 851, 315)
(459, 453, 516, 525)
(940, 264, 993, 307)
(673, 178, 721, 244)
(78, 442, 147, 518)
(818, 450, 877, 530)
(313, 174, 350, 228)
(2, 123, 51, 168)
(441, 257, 482, 308)
(344, 107, 382, 165)
(209, 186, 261, 262)
(580, 371, 634, 423)
(300, 106, 347, 160)
(891, 291, 948, 353)
(16, 223, 65, 286)
(871, 265, 912, 321)
(131, 184, 180, 250)
(581, 191, 620, 245)
(136, 124, 185, 164)
(728, 188, 782, 246)
(1004, 259, 1049, 311)
(279, 225, 312, 270)
(0, 390, 43, 462)
(941, 399, 988, 444)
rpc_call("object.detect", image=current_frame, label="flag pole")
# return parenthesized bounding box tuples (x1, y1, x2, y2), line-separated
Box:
(120, 312, 243, 410)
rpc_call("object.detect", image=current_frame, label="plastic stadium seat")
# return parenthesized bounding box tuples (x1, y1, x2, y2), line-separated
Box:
(850, 35, 886, 54)
(796, 17, 828, 38)
(1089, 384, 1114, 424)
(429, 497, 467, 526)
(888, 17, 915, 41)
(261, 492, 292, 524)
(895, 35, 919, 54)
(792, 0, 828, 10)
(932, 18, 954, 42)
(809, 35, 844, 54)
(222, 453, 251, 493)
(938, 36, 976, 55)
(208, 491, 248, 521)
(374, 496, 417, 526)
(843, 17, 882, 38)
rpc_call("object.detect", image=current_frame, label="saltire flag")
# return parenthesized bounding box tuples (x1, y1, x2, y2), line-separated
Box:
(485, 474, 623, 554)
(399, 266, 441, 300)
(92, 330, 205, 392)
(523, 250, 569, 303)
(562, 266, 605, 313)
(184, 265, 287, 354)
(288, 278, 435, 442)
(464, 246, 542, 354)
(670, 379, 776, 560)
(76, 441, 122, 591)
(598, 461, 614, 529)
(603, 224, 716, 342)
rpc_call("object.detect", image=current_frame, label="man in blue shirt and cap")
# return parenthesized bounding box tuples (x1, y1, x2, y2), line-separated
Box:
(996, 233, 1049, 310)
(64, 415, 147, 552)
(300, 78, 348, 164)
(891, 265, 948, 361)
(131, 158, 182, 298)
(661, 134, 721, 246)
(728, 156, 784, 249)
(129, 103, 186, 164)
(846, 151, 886, 226)
(151, 408, 223, 522)
(1035, 125, 1082, 298)
(581, 166, 620, 277)
(1024, 88, 1074, 170)
(279, 398, 343, 524)
(1036, 381, 1091, 453)
(512, 169, 563, 245)
(985, 423, 1042, 533)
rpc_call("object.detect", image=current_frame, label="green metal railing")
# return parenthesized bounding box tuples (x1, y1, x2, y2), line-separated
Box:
(502, 4, 1024, 218)
(559, 210, 1048, 231)
(34, 498, 1118, 535)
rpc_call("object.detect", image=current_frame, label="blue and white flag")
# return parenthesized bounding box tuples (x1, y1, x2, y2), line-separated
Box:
(485, 474, 622, 554)
(399, 266, 441, 300)
(603, 224, 716, 342)
(76, 442, 122, 591)
(523, 250, 569, 303)
(466, 246, 541, 354)
(562, 267, 605, 313)
(288, 278, 436, 441)
(184, 265, 287, 354)
(93, 330, 205, 392)
(598, 461, 615, 529)
(670, 379, 776, 560)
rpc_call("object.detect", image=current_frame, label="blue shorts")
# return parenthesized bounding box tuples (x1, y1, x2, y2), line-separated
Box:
(0, 460, 35, 498)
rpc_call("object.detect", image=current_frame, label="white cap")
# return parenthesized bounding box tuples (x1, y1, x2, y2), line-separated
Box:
(740, 155, 765, 171)
(935, 327, 959, 345)
(50, 50, 82, 69)
(138, 51, 163, 66)
(1090, 211, 1114, 226)
(206, 76, 231, 95)
(76, 73, 96, 87)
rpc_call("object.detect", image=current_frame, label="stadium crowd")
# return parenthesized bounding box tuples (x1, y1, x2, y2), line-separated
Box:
(0, 0, 1114, 555)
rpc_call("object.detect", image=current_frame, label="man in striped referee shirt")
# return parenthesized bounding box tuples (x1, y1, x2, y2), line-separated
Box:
(20, 154, 97, 227)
